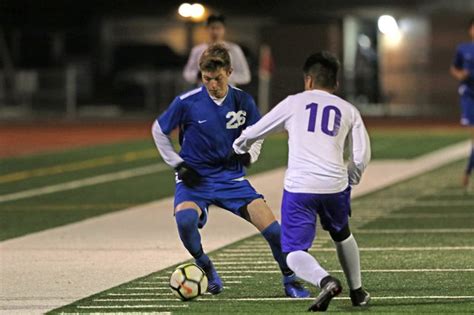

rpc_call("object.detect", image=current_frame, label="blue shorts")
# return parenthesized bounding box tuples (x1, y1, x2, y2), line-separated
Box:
(460, 93, 474, 126)
(281, 186, 351, 253)
(174, 179, 263, 228)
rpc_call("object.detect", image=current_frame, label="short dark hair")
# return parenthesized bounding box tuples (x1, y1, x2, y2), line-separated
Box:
(199, 44, 231, 72)
(207, 14, 226, 26)
(303, 51, 340, 89)
(469, 18, 474, 28)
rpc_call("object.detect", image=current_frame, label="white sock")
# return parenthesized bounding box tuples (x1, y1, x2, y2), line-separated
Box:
(286, 250, 329, 288)
(334, 234, 362, 290)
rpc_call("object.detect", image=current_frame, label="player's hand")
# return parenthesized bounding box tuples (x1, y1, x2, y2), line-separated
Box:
(175, 163, 201, 188)
(228, 151, 251, 168)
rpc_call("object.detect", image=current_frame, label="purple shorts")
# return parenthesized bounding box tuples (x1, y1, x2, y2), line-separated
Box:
(281, 186, 351, 253)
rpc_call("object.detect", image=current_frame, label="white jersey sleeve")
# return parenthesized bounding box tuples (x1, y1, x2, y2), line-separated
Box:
(233, 97, 290, 153)
(347, 109, 371, 185)
(151, 120, 184, 168)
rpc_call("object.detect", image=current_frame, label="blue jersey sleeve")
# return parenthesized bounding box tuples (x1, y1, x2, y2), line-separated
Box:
(453, 45, 464, 69)
(243, 94, 261, 127)
(157, 97, 186, 135)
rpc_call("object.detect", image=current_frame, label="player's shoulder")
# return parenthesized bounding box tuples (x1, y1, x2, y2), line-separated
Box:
(178, 86, 204, 101)
(191, 43, 208, 52)
(457, 42, 474, 52)
(224, 41, 240, 49)
(294, 90, 358, 112)
(230, 85, 254, 101)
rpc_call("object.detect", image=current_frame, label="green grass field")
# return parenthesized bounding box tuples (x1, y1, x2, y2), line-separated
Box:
(1, 127, 473, 313)
(49, 159, 474, 314)
(0, 129, 468, 241)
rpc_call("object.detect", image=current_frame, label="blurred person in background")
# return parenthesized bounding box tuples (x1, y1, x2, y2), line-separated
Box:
(183, 14, 251, 86)
(450, 18, 474, 189)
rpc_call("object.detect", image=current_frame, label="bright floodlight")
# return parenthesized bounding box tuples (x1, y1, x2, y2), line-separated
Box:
(378, 15, 399, 35)
(191, 3, 205, 19)
(178, 3, 193, 18)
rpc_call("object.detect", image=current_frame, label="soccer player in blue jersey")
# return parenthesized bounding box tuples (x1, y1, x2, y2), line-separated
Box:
(451, 18, 474, 189)
(152, 44, 309, 298)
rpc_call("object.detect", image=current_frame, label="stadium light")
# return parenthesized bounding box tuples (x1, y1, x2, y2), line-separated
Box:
(378, 15, 401, 47)
(178, 3, 206, 20)
(178, 3, 193, 18)
(378, 15, 399, 36)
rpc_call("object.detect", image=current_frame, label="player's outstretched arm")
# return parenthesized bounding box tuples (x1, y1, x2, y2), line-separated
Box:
(348, 110, 371, 185)
(151, 120, 184, 168)
(233, 97, 290, 154)
(152, 120, 201, 187)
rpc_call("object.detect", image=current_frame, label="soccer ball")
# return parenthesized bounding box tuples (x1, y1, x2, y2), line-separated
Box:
(169, 263, 208, 301)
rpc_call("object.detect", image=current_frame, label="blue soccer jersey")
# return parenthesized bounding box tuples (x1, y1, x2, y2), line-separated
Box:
(453, 42, 474, 98)
(157, 85, 261, 181)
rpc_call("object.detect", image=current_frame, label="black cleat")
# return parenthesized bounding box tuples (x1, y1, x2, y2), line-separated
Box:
(350, 287, 370, 306)
(308, 276, 342, 312)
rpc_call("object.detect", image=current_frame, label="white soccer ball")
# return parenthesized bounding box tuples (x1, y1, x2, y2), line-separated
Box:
(169, 263, 208, 301)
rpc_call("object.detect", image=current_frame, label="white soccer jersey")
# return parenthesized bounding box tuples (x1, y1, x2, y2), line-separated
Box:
(233, 89, 371, 194)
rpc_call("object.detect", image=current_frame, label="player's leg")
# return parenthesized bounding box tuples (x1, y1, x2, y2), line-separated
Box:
(319, 187, 370, 306)
(245, 198, 310, 298)
(174, 184, 223, 294)
(279, 190, 341, 311)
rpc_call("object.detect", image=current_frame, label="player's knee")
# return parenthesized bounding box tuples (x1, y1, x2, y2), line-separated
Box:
(175, 208, 200, 230)
(329, 224, 351, 242)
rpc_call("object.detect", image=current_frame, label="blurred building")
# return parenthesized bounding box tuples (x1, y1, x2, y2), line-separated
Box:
(0, 0, 473, 119)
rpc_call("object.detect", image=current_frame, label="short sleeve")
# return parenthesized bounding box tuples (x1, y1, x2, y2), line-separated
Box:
(158, 97, 186, 135)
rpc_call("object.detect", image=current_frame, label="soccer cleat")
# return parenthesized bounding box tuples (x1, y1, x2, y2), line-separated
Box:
(350, 287, 371, 306)
(196, 259, 223, 295)
(308, 276, 342, 312)
(283, 273, 310, 298)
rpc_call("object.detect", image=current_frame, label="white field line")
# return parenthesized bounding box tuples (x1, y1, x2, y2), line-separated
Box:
(355, 228, 474, 234)
(0, 163, 168, 204)
(214, 261, 277, 266)
(107, 293, 174, 296)
(125, 287, 171, 290)
(58, 312, 172, 315)
(223, 281, 242, 284)
(137, 281, 170, 285)
(92, 296, 474, 303)
(217, 268, 474, 274)
(219, 244, 474, 254)
(77, 305, 188, 309)
(415, 200, 474, 207)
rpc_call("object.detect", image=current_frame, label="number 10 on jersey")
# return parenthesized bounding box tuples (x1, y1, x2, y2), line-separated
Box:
(306, 103, 342, 136)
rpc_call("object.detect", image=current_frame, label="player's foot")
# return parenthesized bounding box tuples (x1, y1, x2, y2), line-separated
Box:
(283, 273, 310, 298)
(308, 276, 342, 312)
(350, 287, 370, 306)
(196, 260, 223, 294)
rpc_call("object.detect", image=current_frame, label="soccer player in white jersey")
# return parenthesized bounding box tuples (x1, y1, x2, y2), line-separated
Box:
(233, 51, 371, 311)
(183, 14, 251, 86)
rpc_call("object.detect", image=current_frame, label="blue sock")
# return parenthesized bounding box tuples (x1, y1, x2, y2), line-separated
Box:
(466, 148, 474, 175)
(175, 209, 210, 267)
(261, 221, 293, 275)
